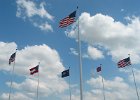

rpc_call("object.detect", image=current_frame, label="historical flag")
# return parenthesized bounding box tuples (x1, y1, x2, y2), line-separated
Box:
(9, 52, 16, 65)
(30, 65, 39, 75)
(117, 57, 131, 68)
(59, 10, 76, 28)
(61, 69, 69, 78)
(97, 66, 101, 72)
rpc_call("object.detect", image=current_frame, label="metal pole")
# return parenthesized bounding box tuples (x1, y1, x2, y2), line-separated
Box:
(8, 61, 15, 100)
(9, 50, 17, 100)
(100, 64, 106, 100)
(69, 67, 72, 100)
(101, 76, 106, 100)
(37, 63, 40, 100)
(37, 72, 39, 100)
(77, 7, 83, 100)
(131, 65, 139, 100)
(129, 54, 139, 100)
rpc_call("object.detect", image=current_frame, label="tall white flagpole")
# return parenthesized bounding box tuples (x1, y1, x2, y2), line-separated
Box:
(8, 61, 15, 100)
(69, 67, 72, 100)
(100, 64, 106, 100)
(77, 6, 83, 100)
(8, 49, 17, 100)
(37, 62, 40, 100)
(101, 76, 106, 100)
(129, 54, 139, 100)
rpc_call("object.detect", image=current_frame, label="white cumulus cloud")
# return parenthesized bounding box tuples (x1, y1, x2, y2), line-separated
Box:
(87, 46, 104, 60)
(66, 12, 140, 64)
(16, 0, 54, 32)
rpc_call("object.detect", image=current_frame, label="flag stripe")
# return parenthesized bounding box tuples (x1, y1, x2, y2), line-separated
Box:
(59, 18, 75, 28)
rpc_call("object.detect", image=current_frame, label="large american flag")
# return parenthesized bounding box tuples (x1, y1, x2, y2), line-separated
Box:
(117, 57, 131, 68)
(59, 10, 76, 28)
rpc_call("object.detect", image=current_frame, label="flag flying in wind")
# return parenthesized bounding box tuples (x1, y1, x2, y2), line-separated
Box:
(30, 65, 39, 75)
(59, 10, 76, 28)
(9, 52, 16, 65)
(97, 66, 101, 72)
(61, 69, 69, 78)
(117, 57, 131, 68)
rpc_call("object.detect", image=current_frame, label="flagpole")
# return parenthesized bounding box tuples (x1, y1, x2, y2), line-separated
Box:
(8, 49, 17, 100)
(100, 64, 106, 100)
(128, 54, 139, 100)
(37, 62, 40, 100)
(77, 6, 83, 100)
(8, 61, 15, 100)
(69, 67, 72, 100)
(101, 76, 106, 100)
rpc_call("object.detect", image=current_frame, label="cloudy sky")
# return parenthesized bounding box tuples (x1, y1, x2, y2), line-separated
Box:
(0, 0, 140, 100)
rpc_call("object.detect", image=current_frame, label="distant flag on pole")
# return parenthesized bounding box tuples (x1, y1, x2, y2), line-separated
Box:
(9, 52, 16, 65)
(117, 57, 131, 68)
(97, 66, 101, 72)
(59, 10, 76, 28)
(30, 65, 39, 75)
(61, 69, 69, 78)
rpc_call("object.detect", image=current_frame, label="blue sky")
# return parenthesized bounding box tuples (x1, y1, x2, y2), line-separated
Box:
(0, 0, 140, 100)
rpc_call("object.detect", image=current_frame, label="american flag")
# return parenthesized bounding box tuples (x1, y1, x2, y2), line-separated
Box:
(30, 65, 39, 75)
(117, 57, 131, 68)
(9, 52, 16, 65)
(59, 11, 76, 28)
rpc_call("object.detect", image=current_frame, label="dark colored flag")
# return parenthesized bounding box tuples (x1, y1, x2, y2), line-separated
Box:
(30, 65, 39, 75)
(59, 10, 76, 28)
(117, 57, 131, 68)
(61, 69, 69, 78)
(97, 66, 101, 72)
(9, 52, 16, 65)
